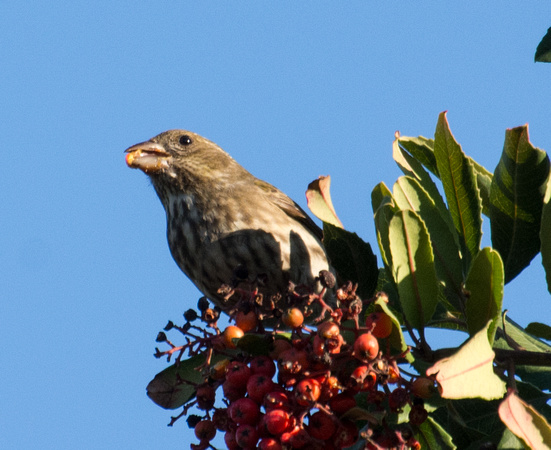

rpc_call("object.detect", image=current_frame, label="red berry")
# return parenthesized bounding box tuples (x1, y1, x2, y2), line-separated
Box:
(409, 403, 429, 426)
(258, 437, 282, 450)
(235, 424, 259, 449)
(194, 419, 216, 441)
(264, 391, 291, 411)
(196, 384, 216, 410)
(294, 378, 321, 406)
(224, 430, 240, 450)
(334, 420, 359, 448)
(388, 387, 410, 412)
(349, 365, 377, 392)
(222, 379, 247, 401)
(365, 311, 393, 338)
(264, 409, 291, 435)
(247, 374, 277, 404)
(307, 411, 336, 440)
(353, 332, 379, 362)
(228, 397, 260, 425)
(278, 348, 310, 375)
(289, 427, 310, 449)
(329, 392, 357, 415)
(249, 355, 276, 377)
(317, 321, 340, 339)
(226, 361, 252, 386)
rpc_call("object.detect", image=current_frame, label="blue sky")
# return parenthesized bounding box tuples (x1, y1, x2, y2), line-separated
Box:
(2, 3, 550, 449)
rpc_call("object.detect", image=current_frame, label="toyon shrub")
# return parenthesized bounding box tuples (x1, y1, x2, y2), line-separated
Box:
(146, 113, 551, 449)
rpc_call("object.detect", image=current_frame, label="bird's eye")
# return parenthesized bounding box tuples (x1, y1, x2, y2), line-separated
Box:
(179, 135, 193, 146)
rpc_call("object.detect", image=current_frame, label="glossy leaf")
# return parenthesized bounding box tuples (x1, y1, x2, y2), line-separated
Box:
(499, 391, 551, 448)
(490, 125, 550, 283)
(389, 209, 439, 330)
(426, 322, 506, 400)
(371, 181, 393, 214)
(465, 248, 504, 345)
(306, 175, 343, 228)
(394, 138, 458, 241)
(397, 135, 438, 175)
(373, 199, 397, 270)
(393, 176, 464, 310)
(434, 111, 482, 271)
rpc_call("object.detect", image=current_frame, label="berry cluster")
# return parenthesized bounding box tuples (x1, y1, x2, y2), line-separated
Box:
(152, 277, 433, 449)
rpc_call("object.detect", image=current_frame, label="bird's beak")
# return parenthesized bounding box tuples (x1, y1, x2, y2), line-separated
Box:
(125, 141, 171, 174)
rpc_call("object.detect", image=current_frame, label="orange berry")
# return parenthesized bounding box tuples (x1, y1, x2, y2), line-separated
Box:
(365, 312, 393, 338)
(222, 325, 244, 349)
(235, 310, 258, 332)
(282, 308, 304, 328)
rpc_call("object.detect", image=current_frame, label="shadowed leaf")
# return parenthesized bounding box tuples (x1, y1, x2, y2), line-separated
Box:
(535, 27, 551, 62)
(541, 176, 551, 293)
(489, 125, 550, 283)
(323, 223, 378, 299)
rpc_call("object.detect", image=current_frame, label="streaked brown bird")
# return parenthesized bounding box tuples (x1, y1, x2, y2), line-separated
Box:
(125, 130, 331, 310)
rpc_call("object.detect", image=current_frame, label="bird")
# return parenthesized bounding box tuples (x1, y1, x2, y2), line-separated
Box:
(125, 129, 332, 311)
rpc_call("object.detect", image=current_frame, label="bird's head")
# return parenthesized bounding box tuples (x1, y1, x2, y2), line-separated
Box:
(125, 129, 250, 193)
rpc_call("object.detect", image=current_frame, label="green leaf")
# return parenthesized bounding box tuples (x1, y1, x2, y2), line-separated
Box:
(323, 223, 378, 299)
(525, 322, 551, 341)
(535, 27, 551, 62)
(397, 135, 438, 175)
(469, 157, 493, 217)
(388, 210, 439, 331)
(394, 139, 458, 241)
(426, 322, 506, 400)
(146, 354, 210, 409)
(540, 176, 551, 294)
(489, 125, 550, 283)
(415, 416, 456, 450)
(498, 429, 528, 449)
(373, 200, 397, 270)
(371, 181, 393, 214)
(434, 112, 482, 272)
(465, 248, 504, 345)
(393, 176, 464, 311)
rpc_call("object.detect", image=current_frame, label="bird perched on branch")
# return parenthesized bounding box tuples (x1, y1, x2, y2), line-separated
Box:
(125, 130, 332, 310)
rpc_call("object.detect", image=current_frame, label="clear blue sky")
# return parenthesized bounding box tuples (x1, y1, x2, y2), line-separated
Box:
(2, 3, 550, 449)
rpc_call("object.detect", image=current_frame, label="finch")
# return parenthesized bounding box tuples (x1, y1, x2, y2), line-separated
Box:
(125, 130, 331, 310)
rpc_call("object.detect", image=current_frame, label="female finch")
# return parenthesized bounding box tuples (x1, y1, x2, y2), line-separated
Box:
(125, 130, 332, 310)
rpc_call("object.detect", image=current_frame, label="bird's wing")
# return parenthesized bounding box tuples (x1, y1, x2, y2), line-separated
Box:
(254, 178, 323, 241)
